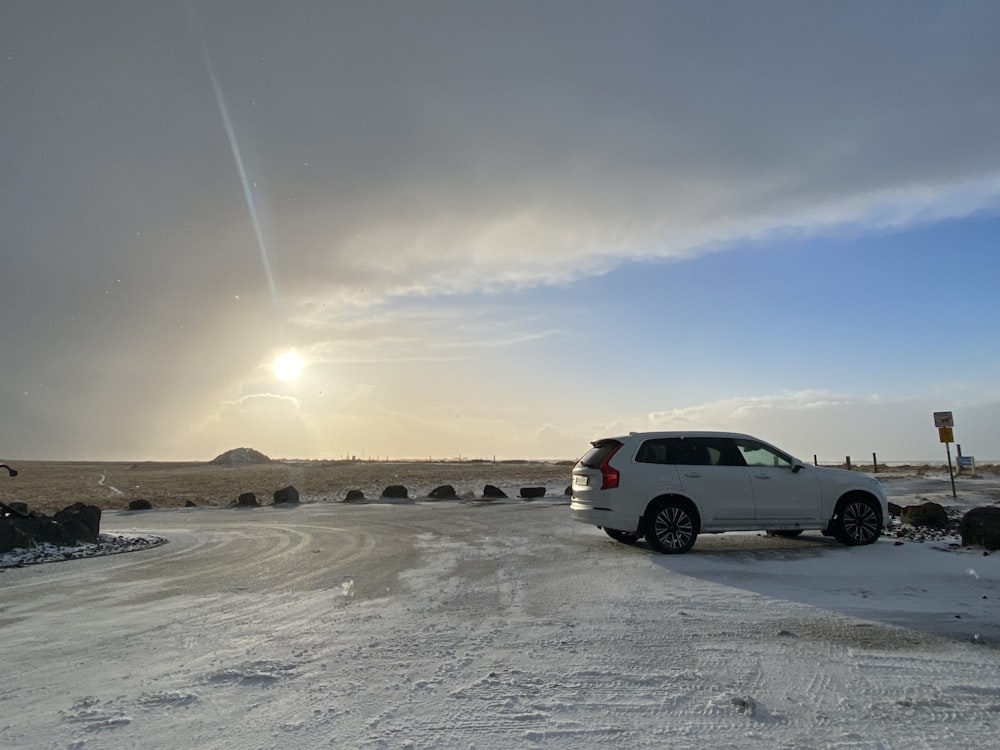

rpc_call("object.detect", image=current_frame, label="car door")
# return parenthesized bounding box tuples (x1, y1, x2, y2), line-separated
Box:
(676, 436, 754, 527)
(735, 437, 823, 524)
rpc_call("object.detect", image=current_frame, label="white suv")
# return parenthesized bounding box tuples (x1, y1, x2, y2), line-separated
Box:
(570, 431, 888, 553)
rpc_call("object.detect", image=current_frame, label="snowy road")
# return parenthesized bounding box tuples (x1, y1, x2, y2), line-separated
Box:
(2, 498, 999, 749)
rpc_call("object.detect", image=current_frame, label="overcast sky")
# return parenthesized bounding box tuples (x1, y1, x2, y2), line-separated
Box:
(2, 1, 999, 462)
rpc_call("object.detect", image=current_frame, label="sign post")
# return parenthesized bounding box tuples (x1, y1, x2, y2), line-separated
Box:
(933, 411, 957, 499)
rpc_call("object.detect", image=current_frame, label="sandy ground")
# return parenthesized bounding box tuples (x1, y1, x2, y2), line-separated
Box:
(0, 460, 575, 515)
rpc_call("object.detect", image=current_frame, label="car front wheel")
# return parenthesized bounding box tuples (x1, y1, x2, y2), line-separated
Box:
(645, 500, 699, 554)
(832, 496, 882, 546)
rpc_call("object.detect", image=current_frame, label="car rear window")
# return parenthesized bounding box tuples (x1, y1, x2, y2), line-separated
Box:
(578, 439, 622, 468)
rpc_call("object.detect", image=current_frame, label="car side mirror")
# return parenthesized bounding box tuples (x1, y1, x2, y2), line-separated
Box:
(791, 462, 803, 474)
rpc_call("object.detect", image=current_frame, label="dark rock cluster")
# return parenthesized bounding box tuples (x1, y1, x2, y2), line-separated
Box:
(1, 501, 102, 554)
(337, 483, 553, 503)
(889, 501, 1000, 551)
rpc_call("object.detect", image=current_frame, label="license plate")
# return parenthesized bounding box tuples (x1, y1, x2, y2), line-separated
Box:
(573, 475, 589, 486)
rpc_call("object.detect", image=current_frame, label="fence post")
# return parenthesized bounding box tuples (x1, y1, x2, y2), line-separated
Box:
(813, 454, 818, 466)
(846, 456, 852, 470)
(872, 452, 878, 473)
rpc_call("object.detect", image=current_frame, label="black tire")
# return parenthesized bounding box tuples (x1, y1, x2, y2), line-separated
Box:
(831, 496, 882, 546)
(603, 527, 640, 545)
(766, 529, 804, 538)
(645, 500, 699, 554)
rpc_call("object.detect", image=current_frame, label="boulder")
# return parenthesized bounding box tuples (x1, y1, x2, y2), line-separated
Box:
(960, 506, 1000, 551)
(519, 486, 546, 499)
(482, 484, 507, 499)
(0, 502, 102, 553)
(273, 485, 300, 504)
(887, 501, 903, 518)
(236, 492, 259, 507)
(900, 501, 948, 528)
(5, 501, 29, 516)
(184, 500, 197, 508)
(429, 484, 457, 499)
(54, 502, 101, 540)
(128, 499, 153, 511)
(343, 489, 365, 503)
(381, 485, 409, 499)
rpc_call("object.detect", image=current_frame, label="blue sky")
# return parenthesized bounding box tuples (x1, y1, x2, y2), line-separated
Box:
(2, 2, 998, 462)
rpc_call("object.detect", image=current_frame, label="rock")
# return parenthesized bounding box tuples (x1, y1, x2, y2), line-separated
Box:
(0, 502, 102, 553)
(381, 485, 409, 499)
(482, 484, 507, 499)
(429, 484, 457, 499)
(731, 695, 757, 717)
(184, 500, 197, 508)
(901, 501, 948, 528)
(564, 485, 572, 496)
(960, 506, 1000, 551)
(519, 486, 546, 499)
(54, 503, 101, 540)
(128, 499, 153, 511)
(343, 489, 365, 502)
(888, 501, 903, 518)
(236, 492, 259, 507)
(273, 485, 300, 504)
(210, 447, 272, 466)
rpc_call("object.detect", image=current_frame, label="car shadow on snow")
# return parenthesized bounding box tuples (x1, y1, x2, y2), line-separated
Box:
(603, 530, 1000, 650)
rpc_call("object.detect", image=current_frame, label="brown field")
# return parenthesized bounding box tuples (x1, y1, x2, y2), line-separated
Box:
(4, 458, 995, 517)
(0, 460, 576, 515)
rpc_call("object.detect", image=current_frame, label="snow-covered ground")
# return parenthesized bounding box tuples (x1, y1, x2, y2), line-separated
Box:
(2, 472, 999, 749)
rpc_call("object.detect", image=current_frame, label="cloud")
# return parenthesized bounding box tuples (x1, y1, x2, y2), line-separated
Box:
(3, 3, 999, 460)
(640, 391, 998, 463)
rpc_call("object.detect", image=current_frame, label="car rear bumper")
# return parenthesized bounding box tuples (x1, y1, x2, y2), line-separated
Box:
(570, 498, 640, 534)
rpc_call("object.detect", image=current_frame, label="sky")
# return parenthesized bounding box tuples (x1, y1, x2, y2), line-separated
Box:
(2, 1, 999, 462)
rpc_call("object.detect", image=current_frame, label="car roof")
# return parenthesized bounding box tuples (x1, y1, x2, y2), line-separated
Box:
(600, 431, 759, 441)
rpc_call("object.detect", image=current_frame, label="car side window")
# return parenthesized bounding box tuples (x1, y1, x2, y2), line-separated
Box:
(684, 437, 746, 467)
(735, 438, 793, 468)
(635, 438, 684, 464)
(636, 437, 750, 467)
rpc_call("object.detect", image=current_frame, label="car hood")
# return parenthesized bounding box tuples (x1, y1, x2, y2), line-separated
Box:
(808, 464, 887, 497)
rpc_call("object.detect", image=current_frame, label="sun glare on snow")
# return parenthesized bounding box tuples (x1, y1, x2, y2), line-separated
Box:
(272, 351, 304, 381)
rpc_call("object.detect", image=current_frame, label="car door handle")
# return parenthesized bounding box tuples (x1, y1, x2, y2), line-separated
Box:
(683, 472, 703, 478)
(753, 474, 771, 479)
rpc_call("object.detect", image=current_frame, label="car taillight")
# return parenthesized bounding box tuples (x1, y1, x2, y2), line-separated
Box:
(599, 443, 623, 490)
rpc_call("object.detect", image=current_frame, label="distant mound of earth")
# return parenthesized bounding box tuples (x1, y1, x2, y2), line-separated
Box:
(210, 447, 272, 466)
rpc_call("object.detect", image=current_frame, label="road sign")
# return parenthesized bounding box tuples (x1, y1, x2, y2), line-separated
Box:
(938, 427, 954, 443)
(933, 411, 954, 428)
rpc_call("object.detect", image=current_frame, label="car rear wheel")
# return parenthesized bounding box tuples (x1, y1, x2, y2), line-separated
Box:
(645, 500, 698, 554)
(603, 527, 640, 545)
(832, 496, 882, 546)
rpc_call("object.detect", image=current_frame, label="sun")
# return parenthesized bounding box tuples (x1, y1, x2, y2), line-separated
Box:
(272, 351, 304, 382)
